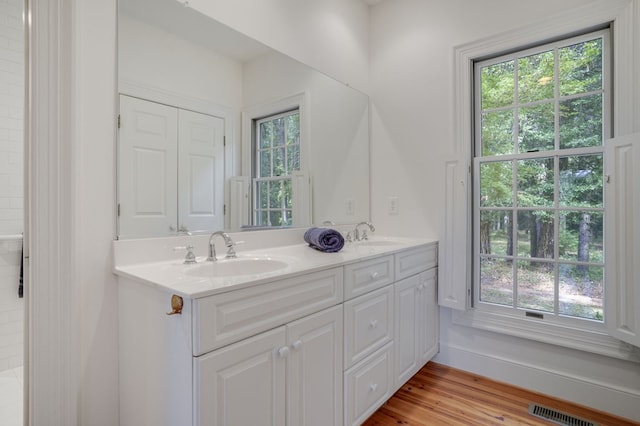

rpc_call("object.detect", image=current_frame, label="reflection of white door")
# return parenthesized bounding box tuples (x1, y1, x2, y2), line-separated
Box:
(178, 109, 224, 233)
(118, 95, 178, 238)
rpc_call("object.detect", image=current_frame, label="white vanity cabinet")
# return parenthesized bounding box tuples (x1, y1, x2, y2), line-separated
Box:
(115, 237, 438, 426)
(342, 244, 438, 426)
(195, 304, 343, 426)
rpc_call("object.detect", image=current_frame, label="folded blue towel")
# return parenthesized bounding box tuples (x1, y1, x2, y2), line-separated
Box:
(304, 227, 345, 253)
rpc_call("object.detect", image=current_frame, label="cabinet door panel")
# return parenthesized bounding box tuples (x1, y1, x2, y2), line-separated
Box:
(419, 268, 439, 363)
(194, 327, 286, 426)
(288, 305, 343, 426)
(394, 275, 419, 387)
(344, 286, 393, 368)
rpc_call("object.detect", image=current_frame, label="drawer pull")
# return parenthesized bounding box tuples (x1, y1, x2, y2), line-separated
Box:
(370, 271, 379, 280)
(292, 340, 303, 350)
(369, 383, 378, 392)
(369, 320, 378, 329)
(278, 346, 290, 358)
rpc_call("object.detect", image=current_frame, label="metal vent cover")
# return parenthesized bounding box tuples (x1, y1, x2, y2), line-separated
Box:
(528, 403, 598, 426)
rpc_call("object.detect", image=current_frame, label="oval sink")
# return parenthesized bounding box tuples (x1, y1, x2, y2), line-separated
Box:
(184, 257, 289, 278)
(356, 239, 404, 247)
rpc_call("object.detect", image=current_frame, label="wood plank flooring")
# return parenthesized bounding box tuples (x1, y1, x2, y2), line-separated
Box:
(362, 362, 639, 426)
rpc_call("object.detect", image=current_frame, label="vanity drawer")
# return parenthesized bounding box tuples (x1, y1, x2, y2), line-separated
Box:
(344, 285, 393, 369)
(395, 243, 437, 281)
(344, 342, 393, 426)
(344, 255, 394, 300)
(192, 267, 343, 356)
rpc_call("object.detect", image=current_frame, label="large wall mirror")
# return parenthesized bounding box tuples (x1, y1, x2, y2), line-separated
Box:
(117, 0, 370, 238)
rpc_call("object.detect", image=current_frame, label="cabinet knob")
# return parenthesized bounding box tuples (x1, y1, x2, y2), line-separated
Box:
(278, 346, 290, 358)
(370, 271, 379, 280)
(369, 319, 378, 329)
(369, 383, 378, 392)
(292, 340, 303, 350)
(418, 284, 425, 292)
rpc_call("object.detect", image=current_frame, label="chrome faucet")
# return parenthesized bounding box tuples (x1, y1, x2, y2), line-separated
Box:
(207, 231, 237, 262)
(354, 222, 375, 241)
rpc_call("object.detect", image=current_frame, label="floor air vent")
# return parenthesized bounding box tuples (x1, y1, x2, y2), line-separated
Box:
(528, 403, 598, 426)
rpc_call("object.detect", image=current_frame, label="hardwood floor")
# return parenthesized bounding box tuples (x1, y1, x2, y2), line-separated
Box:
(362, 362, 639, 426)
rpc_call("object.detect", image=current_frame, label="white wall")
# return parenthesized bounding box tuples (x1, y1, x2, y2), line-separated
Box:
(243, 51, 370, 225)
(0, 0, 23, 373)
(183, 0, 370, 93)
(62, 1, 370, 425)
(369, 0, 640, 420)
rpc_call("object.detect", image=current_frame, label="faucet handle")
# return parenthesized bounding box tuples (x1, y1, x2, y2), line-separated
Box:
(174, 245, 197, 264)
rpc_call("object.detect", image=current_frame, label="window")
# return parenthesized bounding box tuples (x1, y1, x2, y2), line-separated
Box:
(253, 109, 301, 227)
(473, 30, 610, 325)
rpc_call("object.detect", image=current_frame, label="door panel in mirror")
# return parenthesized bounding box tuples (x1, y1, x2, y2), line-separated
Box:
(118, 95, 178, 238)
(178, 109, 225, 234)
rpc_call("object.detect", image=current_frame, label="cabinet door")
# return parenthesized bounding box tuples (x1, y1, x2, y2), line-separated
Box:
(118, 95, 178, 238)
(178, 109, 225, 233)
(287, 305, 343, 426)
(394, 275, 420, 388)
(418, 268, 439, 364)
(194, 327, 287, 426)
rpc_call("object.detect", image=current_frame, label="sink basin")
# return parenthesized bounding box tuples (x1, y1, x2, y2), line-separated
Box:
(355, 239, 405, 248)
(184, 257, 290, 278)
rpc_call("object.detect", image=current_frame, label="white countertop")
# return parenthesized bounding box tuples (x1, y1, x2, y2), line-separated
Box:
(113, 229, 437, 299)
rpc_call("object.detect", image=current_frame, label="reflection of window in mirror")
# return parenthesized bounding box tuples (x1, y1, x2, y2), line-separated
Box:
(253, 109, 300, 226)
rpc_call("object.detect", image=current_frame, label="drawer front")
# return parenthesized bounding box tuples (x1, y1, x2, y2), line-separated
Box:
(344, 342, 393, 426)
(193, 267, 343, 356)
(395, 243, 437, 281)
(344, 285, 393, 369)
(344, 255, 394, 300)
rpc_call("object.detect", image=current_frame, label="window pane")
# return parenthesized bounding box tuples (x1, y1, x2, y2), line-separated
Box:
(273, 147, 285, 176)
(518, 50, 554, 103)
(287, 145, 300, 171)
(286, 113, 300, 145)
(558, 211, 603, 263)
(559, 154, 603, 208)
(269, 180, 283, 208)
(517, 210, 555, 259)
(256, 210, 269, 227)
(270, 210, 283, 226)
(283, 179, 292, 208)
(482, 111, 514, 156)
(481, 60, 514, 109)
(480, 257, 514, 306)
(517, 158, 554, 207)
(559, 94, 602, 149)
(518, 103, 555, 153)
(559, 39, 602, 96)
(479, 210, 513, 256)
(480, 161, 513, 207)
(257, 181, 269, 209)
(516, 260, 554, 312)
(559, 264, 603, 320)
(259, 121, 273, 149)
(259, 150, 271, 177)
(282, 210, 293, 226)
(273, 117, 285, 146)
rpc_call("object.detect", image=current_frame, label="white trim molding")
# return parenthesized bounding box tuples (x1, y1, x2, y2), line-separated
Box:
(27, 0, 79, 424)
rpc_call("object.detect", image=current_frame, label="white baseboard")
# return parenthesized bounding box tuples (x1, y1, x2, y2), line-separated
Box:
(433, 343, 640, 422)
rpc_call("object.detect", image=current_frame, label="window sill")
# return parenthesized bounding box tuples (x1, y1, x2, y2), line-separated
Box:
(452, 308, 640, 362)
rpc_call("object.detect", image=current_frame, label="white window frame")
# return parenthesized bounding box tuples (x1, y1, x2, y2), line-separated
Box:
(472, 29, 610, 329)
(441, 0, 639, 361)
(241, 92, 311, 227)
(253, 109, 300, 227)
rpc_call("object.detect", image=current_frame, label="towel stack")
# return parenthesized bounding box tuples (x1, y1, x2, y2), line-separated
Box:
(303, 227, 345, 253)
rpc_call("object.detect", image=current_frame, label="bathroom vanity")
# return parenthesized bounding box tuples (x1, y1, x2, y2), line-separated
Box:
(114, 229, 438, 426)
